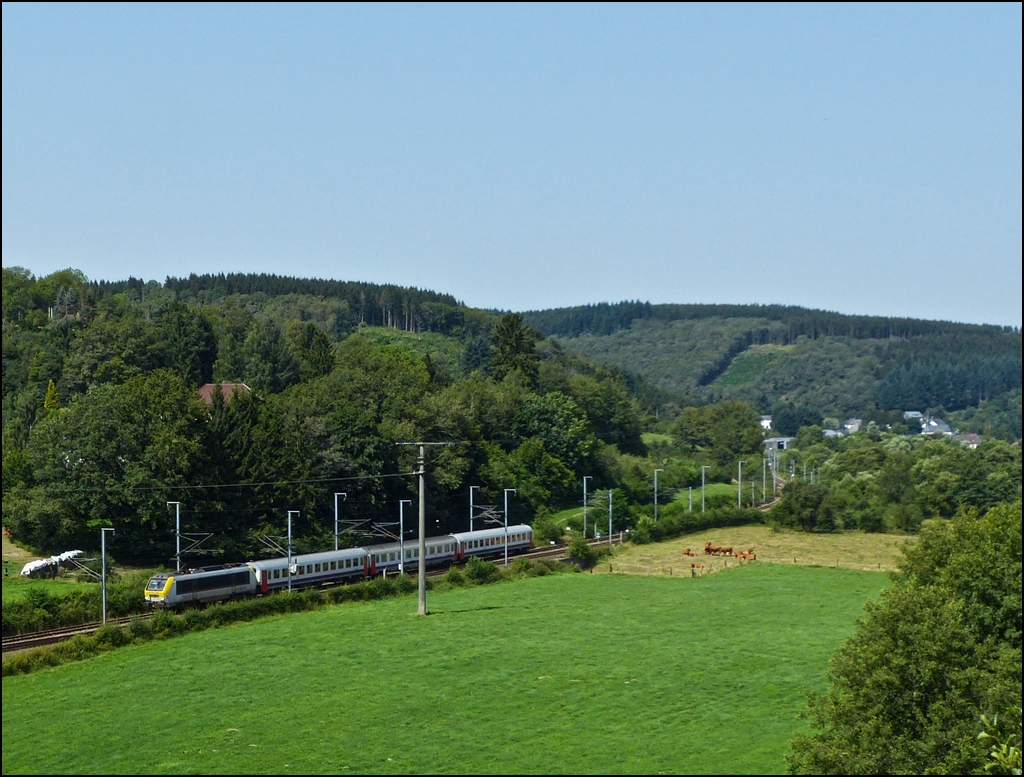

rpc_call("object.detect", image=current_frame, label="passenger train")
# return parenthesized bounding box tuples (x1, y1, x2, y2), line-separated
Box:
(144, 524, 534, 609)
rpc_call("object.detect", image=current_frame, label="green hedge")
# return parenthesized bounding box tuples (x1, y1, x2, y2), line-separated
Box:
(629, 504, 765, 544)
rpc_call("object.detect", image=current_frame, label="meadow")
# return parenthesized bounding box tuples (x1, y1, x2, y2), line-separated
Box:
(1, 574, 92, 603)
(599, 525, 915, 576)
(2, 564, 886, 775)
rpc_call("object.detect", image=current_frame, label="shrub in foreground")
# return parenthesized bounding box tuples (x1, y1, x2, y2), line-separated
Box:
(788, 501, 1022, 775)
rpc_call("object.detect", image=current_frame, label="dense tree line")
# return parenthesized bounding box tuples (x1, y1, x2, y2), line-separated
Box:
(87, 272, 482, 336)
(525, 300, 1018, 341)
(876, 354, 1022, 412)
(537, 306, 1021, 420)
(3, 268, 652, 566)
(770, 429, 1021, 533)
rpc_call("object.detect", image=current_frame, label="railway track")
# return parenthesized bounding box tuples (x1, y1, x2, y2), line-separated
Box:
(2, 615, 152, 655)
(3, 536, 623, 656)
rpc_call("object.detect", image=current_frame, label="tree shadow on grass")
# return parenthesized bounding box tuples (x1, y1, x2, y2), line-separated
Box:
(431, 605, 521, 615)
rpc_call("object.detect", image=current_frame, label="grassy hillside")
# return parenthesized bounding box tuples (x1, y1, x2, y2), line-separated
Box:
(2, 566, 886, 775)
(557, 322, 882, 413)
(532, 303, 1021, 419)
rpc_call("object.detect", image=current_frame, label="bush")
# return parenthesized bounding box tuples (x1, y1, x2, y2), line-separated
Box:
(464, 555, 501, 584)
(567, 534, 597, 568)
(127, 616, 154, 640)
(532, 513, 563, 545)
(442, 567, 467, 587)
(93, 623, 130, 648)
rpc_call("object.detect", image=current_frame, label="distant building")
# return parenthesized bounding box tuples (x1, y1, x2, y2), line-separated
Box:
(920, 416, 953, 436)
(903, 410, 923, 421)
(954, 433, 983, 449)
(198, 382, 251, 405)
(843, 418, 862, 434)
(763, 436, 795, 451)
(823, 429, 843, 438)
(760, 415, 773, 431)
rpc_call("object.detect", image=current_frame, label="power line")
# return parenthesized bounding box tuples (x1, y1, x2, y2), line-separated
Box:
(49, 470, 415, 494)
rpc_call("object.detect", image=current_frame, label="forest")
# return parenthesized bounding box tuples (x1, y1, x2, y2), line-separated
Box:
(2, 267, 654, 565)
(4, 267, 1022, 569)
(527, 301, 1022, 428)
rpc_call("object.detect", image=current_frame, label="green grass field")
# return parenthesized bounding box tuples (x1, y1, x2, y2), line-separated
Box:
(1, 573, 97, 603)
(2, 565, 885, 775)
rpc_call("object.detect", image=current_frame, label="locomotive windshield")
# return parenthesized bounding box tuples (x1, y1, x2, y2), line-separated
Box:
(146, 576, 168, 591)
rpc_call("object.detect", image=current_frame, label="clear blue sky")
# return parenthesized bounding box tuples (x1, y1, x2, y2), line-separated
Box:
(3, 4, 1021, 326)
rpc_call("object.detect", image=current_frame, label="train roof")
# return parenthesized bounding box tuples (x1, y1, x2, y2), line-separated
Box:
(247, 546, 369, 570)
(364, 535, 457, 555)
(449, 525, 532, 542)
(152, 564, 251, 580)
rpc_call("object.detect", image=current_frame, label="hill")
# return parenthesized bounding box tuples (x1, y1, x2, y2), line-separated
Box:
(524, 302, 1022, 421)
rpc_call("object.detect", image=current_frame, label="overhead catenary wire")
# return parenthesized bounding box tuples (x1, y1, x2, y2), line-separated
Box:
(43, 426, 654, 496)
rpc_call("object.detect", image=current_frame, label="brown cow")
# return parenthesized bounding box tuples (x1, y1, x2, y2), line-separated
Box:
(683, 548, 697, 557)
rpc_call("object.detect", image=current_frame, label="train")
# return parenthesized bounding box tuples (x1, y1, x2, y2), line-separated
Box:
(144, 524, 534, 609)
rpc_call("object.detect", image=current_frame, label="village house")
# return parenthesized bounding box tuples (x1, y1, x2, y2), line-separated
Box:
(920, 416, 953, 436)
(954, 433, 983, 449)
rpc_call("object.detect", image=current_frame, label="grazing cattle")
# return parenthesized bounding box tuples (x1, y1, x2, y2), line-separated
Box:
(704, 542, 722, 555)
(691, 563, 704, 569)
(683, 548, 697, 557)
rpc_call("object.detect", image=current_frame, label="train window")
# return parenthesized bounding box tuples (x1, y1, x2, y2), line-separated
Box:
(273, 569, 279, 579)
